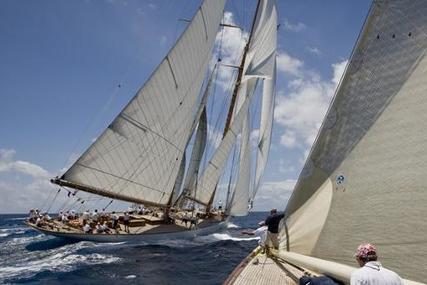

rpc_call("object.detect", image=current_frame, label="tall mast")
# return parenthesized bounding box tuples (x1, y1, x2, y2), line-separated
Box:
(222, 0, 262, 138)
(207, 0, 262, 212)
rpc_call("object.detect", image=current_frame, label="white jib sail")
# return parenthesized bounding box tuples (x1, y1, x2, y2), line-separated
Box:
(182, 108, 208, 197)
(229, 113, 251, 216)
(196, 82, 256, 205)
(171, 154, 186, 204)
(230, 0, 277, 213)
(60, 0, 226, 206)
(253, 60, 276, 199)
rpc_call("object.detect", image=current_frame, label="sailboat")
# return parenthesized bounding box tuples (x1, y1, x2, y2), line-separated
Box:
(26, 0, 277, 243)
(226, 0, 427, 284)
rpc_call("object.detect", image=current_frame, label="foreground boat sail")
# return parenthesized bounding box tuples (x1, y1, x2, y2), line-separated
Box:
(227, 0, 427, 284)
(27, 0, 278, 243)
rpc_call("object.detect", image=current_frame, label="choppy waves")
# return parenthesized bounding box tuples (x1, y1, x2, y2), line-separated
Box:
(0, 225, 121, 283)
(0, 213, 266, 284)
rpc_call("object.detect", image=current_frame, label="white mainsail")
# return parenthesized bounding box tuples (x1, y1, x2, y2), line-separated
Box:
(280, 0, 427, 283)
(56, 0, 226, 206)
(228, 114, 251, 216)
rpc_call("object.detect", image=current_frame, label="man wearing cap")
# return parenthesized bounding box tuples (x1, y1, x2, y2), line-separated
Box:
(264, 208, 285, 254)
(351, 243, 403, 285)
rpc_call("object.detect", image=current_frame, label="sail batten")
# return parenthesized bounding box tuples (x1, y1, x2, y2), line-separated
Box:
(61, 0, 226, 206)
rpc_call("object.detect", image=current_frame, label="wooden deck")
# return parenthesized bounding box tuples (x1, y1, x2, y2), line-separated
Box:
(231, 253, 296, 285)
(224, 247, 307, 285)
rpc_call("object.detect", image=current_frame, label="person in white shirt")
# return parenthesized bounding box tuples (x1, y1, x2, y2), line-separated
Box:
(81, 210, 90, 225)
(242, 221, 268, 253)
(95, 222, 104, 234)
(351, 243, 403, 285)
(83, 223, 92, 234)
(61, 213, 69, 223)
(91, 209, 99, 222)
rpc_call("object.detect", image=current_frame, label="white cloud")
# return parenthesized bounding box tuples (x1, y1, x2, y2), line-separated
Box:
(148, 3, 157, 10)
(277, 51, 304, 77)
(0, 149, 50, 178)
(278, 159, 295, 175)
(0, 148, 58, 213)
(213, 12, 247, 91)
(332, 60, 348, 89)
(207, 124, 222, 150)
(250, 129, 259, 148)
(252, 179, 296, 211)
(274, 57, 348, 153)
(307, 46, 322, 55)
(280, 131, 296, 148)
(283, 19, 306, 32)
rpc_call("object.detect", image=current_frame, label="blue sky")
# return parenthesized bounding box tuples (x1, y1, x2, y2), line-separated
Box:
(0, 0, 371, 213)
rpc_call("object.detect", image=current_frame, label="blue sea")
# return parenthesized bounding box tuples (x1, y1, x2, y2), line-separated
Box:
(0, 212, 268, 285)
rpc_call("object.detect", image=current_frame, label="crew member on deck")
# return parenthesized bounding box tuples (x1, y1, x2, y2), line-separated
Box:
(264, 208, 284, 254)
(123, 212, 130, 233)
(83, 223, 92, 234)
(351, 243, 403, 285)
(241, 221, 268, 253)
(111, 211, 119, 229)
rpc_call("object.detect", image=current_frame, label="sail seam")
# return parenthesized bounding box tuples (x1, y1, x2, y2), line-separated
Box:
(200, 6, 208, 41)
(166, 56, 178, 89)
(119, 113, 148, 132)
(75, 163, 166, 194)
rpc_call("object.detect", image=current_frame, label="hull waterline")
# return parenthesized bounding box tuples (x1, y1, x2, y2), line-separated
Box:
(26, 220, 228, 243)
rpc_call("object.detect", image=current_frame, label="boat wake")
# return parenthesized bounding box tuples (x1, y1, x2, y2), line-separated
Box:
(195, 232, 259, 243)
(226, 222, 240, 229)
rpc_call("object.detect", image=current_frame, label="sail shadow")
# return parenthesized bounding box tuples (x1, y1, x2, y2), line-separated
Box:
(25, 237, 79, 251)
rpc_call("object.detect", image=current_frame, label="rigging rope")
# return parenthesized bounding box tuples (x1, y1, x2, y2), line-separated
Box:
(46, 188, 61, 214)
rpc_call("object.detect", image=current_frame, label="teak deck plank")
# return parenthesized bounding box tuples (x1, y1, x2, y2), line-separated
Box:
(231, 253, 297, 285)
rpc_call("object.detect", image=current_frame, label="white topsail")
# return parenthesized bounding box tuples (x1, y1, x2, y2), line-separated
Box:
(57, 0, 226, 206)
(281, 0, 427, 283)
(229, 0, 277, 214)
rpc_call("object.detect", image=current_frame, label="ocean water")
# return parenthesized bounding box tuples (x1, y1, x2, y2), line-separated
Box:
(0, 212, 268, 285)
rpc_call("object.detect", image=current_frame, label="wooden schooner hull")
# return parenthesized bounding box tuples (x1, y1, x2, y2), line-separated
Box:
(26, 220, 228, 243)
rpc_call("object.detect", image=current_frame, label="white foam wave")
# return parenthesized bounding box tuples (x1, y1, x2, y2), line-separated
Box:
(125, 275, 137, 279)
(0, 233, 9, 237)
(196, 233, 259, 242)
(226, 222, 240, 229)
(6, 217, 27, 221)
(7, 234, 45, 246)
(0, 241, 121, 281)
